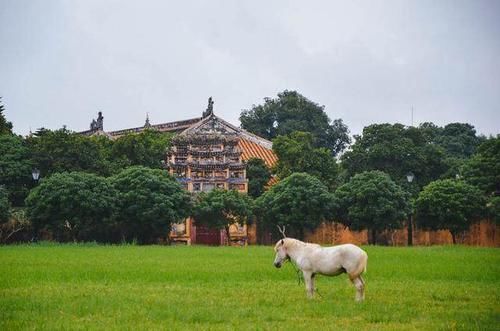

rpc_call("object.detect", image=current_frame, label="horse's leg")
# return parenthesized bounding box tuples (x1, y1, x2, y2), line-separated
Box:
(351, 276, 365, 302)
(358, 275, 365, 301)
(311, 273, 316, 296)
(359, 275, 365, 287)
(303, 271, 314, 298)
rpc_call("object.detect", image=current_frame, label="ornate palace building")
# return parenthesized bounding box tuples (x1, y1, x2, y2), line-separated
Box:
(81, 98, 277, 245)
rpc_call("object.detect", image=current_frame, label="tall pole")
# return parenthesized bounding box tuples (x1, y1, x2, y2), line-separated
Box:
(408, 212, 413, 246)
(406, 172, 415, 246)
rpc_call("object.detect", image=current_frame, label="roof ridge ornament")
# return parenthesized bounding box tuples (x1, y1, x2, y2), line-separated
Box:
(90, 111, 104, 131)
(202, 97, 214, 118)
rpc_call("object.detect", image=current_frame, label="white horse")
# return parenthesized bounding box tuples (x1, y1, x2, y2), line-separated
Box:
(274, 238, 368, 301)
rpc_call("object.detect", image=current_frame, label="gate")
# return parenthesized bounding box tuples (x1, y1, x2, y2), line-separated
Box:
(195, 224, 221, 245)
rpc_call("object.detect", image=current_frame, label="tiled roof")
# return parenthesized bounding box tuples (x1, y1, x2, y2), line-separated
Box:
(238, 138, 277, 168)
(266, 176, 279, 187)
(79, 117, 202, 138)
(107, 117, 201, 137)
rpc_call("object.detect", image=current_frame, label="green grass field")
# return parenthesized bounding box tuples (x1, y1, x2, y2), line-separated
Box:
(0, 244, 498, 330)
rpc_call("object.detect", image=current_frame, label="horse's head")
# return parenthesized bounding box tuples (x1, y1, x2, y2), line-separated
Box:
(273, 239, 289, 268)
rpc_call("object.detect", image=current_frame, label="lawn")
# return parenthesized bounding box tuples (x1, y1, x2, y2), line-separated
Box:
(0, 244, 498, 330)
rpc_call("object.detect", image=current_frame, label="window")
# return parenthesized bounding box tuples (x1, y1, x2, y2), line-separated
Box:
(229, 184, 246, 191)
(215, 171, 226, 179)
(230, 171, 243, 178)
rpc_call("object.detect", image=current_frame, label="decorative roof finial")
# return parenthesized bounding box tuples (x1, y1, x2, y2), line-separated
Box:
(96, 111, 104, 130)
(144, 112, 151, 128)
(90, 111, 104, 131)
(202, 97, 214, 118)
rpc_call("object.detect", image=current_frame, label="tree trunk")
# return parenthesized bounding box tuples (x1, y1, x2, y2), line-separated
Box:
(451, 231, 456, 245)
(407, 215, 413, 246)
(369, 229, 377, 245)
(225, 225, 231, 246)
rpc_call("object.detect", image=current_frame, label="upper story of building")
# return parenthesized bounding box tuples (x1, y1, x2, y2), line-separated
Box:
(79, 97, 278, 170)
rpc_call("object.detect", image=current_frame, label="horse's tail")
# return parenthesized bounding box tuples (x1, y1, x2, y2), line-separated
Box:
(360, 250, 368, 275)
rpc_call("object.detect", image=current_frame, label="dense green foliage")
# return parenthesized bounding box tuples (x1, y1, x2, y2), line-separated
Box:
(24, 167, 191, 243)
(25, 128, 173, 179)
(341, 124, 449, 189)
(0, 97, 13, 135)
(110, 129, 172, 169)
(433, 123, 486, 159)
(193, 189, 253, 243)
(461, 136, 500, 195)
(240, 90, 350, 155)
(333, 171, 410, 244)
(429, 123, 487, 178)
(1, 245, 498, 330)
(415, 179, 486, 243)
(25, 172, 115, 242)
(256, 173, 333, 239)
(26, 128, 116, 177)
(0, 134, 33, 206)
(109, 167, 191, 244)
(245, 158, 271, 198)
(273, 131, 339, 189)
(0, 187, 9, 223)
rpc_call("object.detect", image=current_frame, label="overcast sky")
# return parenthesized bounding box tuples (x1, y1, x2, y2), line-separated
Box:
(1, 0, 499, 137)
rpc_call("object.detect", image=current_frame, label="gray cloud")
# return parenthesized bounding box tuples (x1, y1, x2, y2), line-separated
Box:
(1, 0, 499, 137)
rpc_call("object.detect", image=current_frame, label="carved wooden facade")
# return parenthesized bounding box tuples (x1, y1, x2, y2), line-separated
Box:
(167, 134, 248, 193)
(165, 104, 275, 245)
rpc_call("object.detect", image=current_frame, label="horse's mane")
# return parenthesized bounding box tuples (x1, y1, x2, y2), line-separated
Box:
(283, 238, 320, 249)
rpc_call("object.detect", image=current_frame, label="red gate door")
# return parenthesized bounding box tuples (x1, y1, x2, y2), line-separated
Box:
(195, 224, 221, 245)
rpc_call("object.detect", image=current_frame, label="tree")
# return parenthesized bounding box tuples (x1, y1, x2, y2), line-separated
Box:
(26, 128, 173, 178)
(240, 90, 350, 155)
(109, 166, 191, 244)
(256, 173, 334, 240)
(0, 134, 33, 206)
(333, 171, 410, 244)
(111, 130, 172, 169)
(25, 172, 116, 242)
(246, 158, 271, 198)
(461, 136, 500, 196)
(193, 189, 254, 245)
(273, 131, 339, 189)
(26, 128, 115, 177)
(0, 97, 13, 135)
(415, 179, 486, 244)
(341, 123, 449, 190)
(435, 123, 486, 159)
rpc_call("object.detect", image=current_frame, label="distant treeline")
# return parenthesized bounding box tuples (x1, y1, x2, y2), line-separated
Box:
(0, 92, 498, 244)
